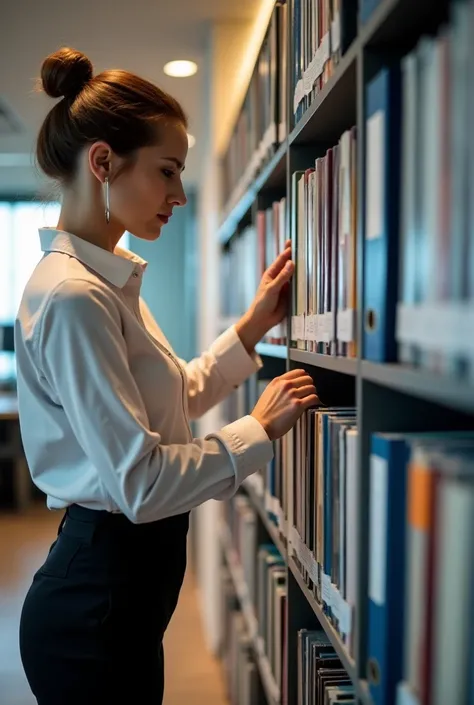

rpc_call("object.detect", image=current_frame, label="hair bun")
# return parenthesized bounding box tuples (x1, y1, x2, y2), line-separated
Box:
(41, 47, 93, 100)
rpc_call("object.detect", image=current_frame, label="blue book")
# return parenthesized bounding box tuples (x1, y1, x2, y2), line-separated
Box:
(363, 63, 402, 362)
(368, 434, 410, 705)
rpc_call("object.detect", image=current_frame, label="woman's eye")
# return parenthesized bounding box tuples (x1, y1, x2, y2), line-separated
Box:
(162, 169, 175, 179)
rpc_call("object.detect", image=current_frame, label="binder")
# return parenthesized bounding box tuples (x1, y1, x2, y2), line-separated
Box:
(367, 434, 410, 705)
(363, 63, 402, 362)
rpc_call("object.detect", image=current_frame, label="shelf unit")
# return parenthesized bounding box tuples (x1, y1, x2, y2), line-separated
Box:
(217, 1, 473, 704)
(221, 522, 281, 705)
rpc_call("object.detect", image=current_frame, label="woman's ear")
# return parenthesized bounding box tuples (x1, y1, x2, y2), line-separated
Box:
(88, 141, 113, 184)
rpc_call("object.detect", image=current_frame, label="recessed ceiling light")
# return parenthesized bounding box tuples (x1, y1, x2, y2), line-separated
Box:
(187, 134, 196, 148)
(163, 60, 198, 78)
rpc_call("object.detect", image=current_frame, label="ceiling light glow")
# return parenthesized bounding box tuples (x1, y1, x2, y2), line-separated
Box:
(187, 134, 196, 148)
(163, 60, 198, 78)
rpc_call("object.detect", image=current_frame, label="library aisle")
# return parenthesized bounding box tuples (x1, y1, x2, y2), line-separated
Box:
(0, 503, 227, 705)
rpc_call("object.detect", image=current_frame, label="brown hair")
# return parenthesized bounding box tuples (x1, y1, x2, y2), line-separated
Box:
(37, 47, 188, 183)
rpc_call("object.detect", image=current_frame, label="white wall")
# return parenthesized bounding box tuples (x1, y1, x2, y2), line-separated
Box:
(131, 191, 197, 362)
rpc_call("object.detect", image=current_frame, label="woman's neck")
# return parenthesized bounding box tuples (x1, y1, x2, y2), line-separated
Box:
(57, 191, 124, 253)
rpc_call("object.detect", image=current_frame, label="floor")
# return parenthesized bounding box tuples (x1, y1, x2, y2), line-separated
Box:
(0, 501, 228, 705)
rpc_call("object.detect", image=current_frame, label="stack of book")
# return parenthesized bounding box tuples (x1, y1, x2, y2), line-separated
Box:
(290, 128, 358, 357)
(367, 431, 474, 705)
(285, 407, 358, 655)
(297, 629, 356, 704)
(221, 1, 288, 212)
(292, 0, 357, 125)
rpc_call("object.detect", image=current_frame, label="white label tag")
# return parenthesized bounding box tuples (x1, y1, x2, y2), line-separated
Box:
(369, 454, 388, 606)
(337, 308, 356, 343)
(331, 584, 341, 620)
(322, 573, 332, 606)
(366, 109, 385, 241)
(396, 682, 421, 705)
(298, 315, 305, 340)
(306, 314, 314, 341)
(339, 599, 352, 638)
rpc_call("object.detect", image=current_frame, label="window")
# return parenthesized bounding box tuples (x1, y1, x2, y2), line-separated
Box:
(0, 200, 130, 324)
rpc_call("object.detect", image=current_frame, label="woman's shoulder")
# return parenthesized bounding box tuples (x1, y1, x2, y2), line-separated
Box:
(17, 259, 123, 349)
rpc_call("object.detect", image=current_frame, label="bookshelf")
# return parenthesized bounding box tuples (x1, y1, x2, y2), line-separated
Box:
(216, 1, 474, 705)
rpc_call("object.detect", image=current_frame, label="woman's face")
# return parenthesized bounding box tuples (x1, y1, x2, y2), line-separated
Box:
(109, 121, 188, 241)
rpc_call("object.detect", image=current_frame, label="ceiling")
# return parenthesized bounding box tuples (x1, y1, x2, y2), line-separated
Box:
(0, 0, 260, 197)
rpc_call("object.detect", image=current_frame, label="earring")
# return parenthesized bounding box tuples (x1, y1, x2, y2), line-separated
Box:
(104, 177, 110, 224)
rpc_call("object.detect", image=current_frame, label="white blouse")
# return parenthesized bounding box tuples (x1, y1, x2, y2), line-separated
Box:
(14, 228, 273, 523)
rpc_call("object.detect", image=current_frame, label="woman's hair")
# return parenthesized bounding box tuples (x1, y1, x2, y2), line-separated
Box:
(36, 47, 188, 183)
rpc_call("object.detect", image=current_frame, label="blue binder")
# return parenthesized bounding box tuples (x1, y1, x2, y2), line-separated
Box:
(367, 434, 410, 705)
(363, 63, 402, 362)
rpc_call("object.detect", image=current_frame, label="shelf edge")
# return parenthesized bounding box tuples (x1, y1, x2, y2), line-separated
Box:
(289, 349, 358, 375)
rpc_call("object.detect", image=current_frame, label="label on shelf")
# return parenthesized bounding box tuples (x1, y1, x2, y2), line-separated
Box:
(298, 315, 305, 340)
(322, 573, 332, 607)
(321, 312, 333, 343)
(305, 314, 315, 342)
(331, 12, 341, 53)
(337, 308, 356, 343)
(313, 314, 321, 342)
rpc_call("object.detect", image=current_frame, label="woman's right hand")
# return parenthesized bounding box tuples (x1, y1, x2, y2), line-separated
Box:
(251, 369, 319, 441)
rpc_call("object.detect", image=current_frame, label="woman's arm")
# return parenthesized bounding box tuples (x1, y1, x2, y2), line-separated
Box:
(37, 279, 273, 524)
(179, 241, 295, 419)
(176, 324, 263, 420)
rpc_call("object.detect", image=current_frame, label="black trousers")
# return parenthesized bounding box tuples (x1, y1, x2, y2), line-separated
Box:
(19, 504, 189, 705)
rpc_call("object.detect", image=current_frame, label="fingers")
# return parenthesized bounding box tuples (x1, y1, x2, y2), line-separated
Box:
(265, 246, 292, 279)
(293, 384, 318, 399)
(269, 259, 295, 291)
(301, 394, 320, 409)
(280, 368, 308, 379)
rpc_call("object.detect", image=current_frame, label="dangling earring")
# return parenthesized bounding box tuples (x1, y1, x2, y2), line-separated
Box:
(104, 177, 110, 224)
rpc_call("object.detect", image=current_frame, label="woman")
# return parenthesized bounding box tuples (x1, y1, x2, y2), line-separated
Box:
(16, 47, 318, 705)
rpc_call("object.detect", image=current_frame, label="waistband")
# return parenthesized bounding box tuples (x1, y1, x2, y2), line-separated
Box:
(59, 504, 190, 544)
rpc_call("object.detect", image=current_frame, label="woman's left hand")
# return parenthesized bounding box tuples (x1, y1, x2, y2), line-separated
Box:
(235, 240, 294, 354)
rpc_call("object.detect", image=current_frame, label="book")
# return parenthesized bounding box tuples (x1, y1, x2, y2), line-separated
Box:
(286, 407, 357, 651)
(367, 432, 474, 705)
(290, 128, 358, 356)
(221, 1, 288, 212)
(363, 63, 402, 363)
(292, 0, 357, 126)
